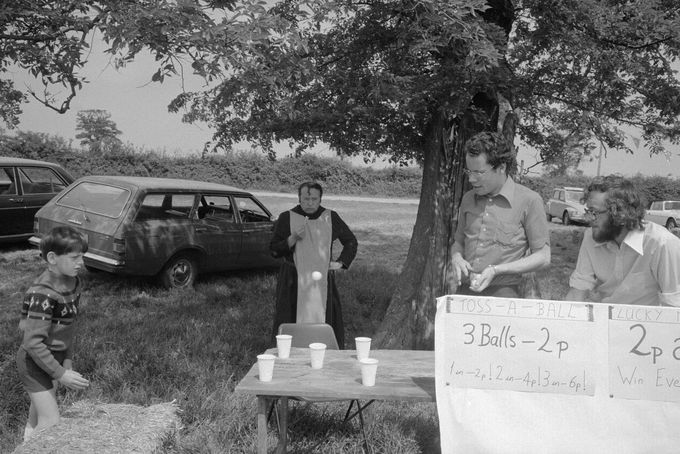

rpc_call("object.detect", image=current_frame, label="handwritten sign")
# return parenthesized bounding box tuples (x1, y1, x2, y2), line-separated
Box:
(436, 297, 680, 454)
(609, 305, 680, 401)
(441, 295, 595, 396)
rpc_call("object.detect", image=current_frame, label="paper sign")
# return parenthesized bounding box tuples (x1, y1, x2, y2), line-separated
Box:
(436, 297, 680, 454)
(441, 295, 595, 396)
(609, 305, 680, 401)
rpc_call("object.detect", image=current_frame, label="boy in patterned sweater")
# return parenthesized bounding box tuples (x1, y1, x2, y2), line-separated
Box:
(16, 226, 90, 440)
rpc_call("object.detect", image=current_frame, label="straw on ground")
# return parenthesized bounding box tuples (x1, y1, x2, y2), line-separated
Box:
(12, 400, 180, 454)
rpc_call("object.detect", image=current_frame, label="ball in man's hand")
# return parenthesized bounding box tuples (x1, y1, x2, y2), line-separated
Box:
(312, 271, 323, 281)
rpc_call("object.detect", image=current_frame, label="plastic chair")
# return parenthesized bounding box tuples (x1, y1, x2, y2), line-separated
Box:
(278, 323, 340, 349)
(271, 323, 373, 453)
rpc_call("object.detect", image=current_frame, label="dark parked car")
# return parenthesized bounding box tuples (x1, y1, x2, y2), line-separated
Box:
(30, 176, 278, 288)
(0, 157, 74, 242)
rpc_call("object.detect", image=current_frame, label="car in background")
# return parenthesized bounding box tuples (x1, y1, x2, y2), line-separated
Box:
(0, 157, 74, 242)
(645, 200, 680, 230)
(545, 187, 587, 225)
(30, 176, 278, 288)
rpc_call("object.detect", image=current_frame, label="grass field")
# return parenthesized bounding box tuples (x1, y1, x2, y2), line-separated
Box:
(0, 196, 579, 453)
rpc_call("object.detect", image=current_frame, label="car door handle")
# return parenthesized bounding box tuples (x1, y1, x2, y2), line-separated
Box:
(9, 198, 23, 203)
(195, 227, 209, 232)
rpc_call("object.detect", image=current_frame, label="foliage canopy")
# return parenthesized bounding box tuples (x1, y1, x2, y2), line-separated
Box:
(2, 0, 679, 169)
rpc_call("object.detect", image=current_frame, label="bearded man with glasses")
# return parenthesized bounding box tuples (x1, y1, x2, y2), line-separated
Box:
(451, 132, 551, 298)
(565, 176, 680, 306)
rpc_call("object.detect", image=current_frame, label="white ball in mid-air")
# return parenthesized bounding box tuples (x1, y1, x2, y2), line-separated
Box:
(312, 271, 323, 281)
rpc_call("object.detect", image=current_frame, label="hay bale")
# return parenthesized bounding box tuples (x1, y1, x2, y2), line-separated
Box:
(12, 400, 180, 454)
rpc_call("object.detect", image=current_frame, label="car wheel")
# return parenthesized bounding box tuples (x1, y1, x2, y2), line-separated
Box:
(562, 211, 571, 225)
(160, 253, 197, 289)
(667, 219, 677, 230)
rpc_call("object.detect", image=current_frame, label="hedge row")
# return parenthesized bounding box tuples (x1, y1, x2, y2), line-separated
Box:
(2, 130, 679, 203)
(0, 131, 422, 197)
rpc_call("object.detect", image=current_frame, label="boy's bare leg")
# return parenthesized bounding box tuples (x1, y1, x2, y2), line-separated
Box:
(23, 401, 37, 441)
(27, 387, 59, 439)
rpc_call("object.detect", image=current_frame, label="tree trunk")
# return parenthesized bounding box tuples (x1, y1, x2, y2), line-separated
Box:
(373, 95, 509, 350)
(373, 0, 516, 349)
(372, 112, 461, 350)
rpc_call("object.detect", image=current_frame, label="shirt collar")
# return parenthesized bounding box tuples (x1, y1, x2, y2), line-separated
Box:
(475, 175, 517, 207)
(476, 176, 514, 207)
(622, 227, 644, 255)
(292, 204, 325, 219)
(595, 227, 644, 254)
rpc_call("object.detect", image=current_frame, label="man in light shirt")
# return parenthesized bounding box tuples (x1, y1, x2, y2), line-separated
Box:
(565, 176, 680, 306)
(451, 132, 551, 298)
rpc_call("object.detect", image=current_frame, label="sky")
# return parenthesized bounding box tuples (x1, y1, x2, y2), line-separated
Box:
(4, 38, 680, 177)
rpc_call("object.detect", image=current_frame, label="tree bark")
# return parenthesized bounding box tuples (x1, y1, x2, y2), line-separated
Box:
(373, 94, 508, 349)
(373, 0, 516, 350)
(372, 111, 462, 349)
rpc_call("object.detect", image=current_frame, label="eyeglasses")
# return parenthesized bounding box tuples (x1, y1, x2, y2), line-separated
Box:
(584, 208, 608, 219)
(463, 167, 493, 177)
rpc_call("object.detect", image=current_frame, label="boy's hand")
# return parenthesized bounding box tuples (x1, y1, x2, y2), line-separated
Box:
(58, 369, 90, 390)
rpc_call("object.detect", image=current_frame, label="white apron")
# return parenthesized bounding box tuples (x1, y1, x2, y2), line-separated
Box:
(291, 210, 332, 323)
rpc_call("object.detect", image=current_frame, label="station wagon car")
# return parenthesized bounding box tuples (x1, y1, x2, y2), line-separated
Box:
(0, 157, 74, 242)
(545, 186, 586, 225)
(30, 176, 278, 288)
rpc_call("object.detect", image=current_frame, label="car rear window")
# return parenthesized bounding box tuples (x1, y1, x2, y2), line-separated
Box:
(58, 182, 130, 218)
(134, 193, 196, 221)
(565, 191, 584, 203)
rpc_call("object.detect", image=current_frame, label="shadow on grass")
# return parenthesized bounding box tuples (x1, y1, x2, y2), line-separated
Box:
(267, 400, 438, 454)
(0, 232, 411, 453)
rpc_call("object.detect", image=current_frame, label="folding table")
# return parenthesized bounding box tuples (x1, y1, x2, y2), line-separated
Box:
(236, 348, 436, 453)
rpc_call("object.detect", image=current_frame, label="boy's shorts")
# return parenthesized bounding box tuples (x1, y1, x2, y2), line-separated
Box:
(16, 347, 66, 393)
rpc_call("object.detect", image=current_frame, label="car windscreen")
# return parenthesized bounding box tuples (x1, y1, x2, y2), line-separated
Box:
(565, 191, 584, 203)
(57, 182, 130, 218)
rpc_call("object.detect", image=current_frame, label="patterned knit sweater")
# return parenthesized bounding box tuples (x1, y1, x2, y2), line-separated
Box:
(18, 271, 81, 379)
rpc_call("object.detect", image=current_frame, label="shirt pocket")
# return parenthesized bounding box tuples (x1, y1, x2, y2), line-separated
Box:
(494, 221, 523, 247)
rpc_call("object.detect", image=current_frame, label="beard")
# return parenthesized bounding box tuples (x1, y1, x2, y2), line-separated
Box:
(592, 218, 623, 243)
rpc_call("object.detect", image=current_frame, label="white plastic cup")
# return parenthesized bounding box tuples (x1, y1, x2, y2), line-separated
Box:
(355, 337, 372, 361)
(360, 358, 379, 386)
(257, 354, 276, 382)
(309, 343, 327, 369)
(276, 334, 292, 359)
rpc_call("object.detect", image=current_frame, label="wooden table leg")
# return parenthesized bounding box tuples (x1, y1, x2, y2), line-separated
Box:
(257, 396, 268, 454)
(275, 397, 288, 454)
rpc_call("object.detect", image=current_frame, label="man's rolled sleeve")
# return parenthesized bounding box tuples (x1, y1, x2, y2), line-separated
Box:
(653, 232, 680, 306)
(524, 194, 550, 252)
(453, 199, 468, 247)
(660, 291, 680, 307)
